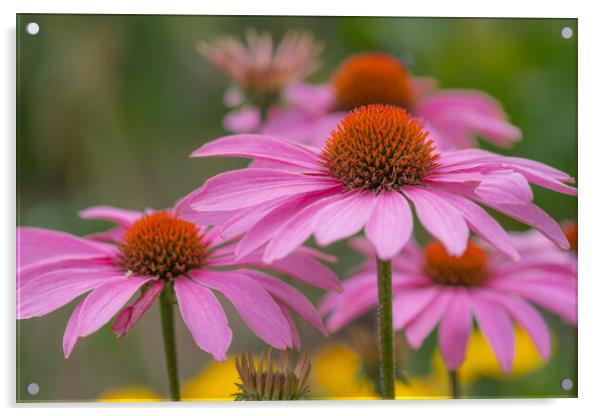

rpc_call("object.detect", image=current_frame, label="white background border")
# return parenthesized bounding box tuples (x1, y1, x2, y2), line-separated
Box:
(2, 0, 600, 415)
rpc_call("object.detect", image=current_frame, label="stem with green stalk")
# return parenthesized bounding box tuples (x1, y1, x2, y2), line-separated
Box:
(159, 285, 180, 401)
(376, 257, 395, 399)
(449, 370, 461, 399)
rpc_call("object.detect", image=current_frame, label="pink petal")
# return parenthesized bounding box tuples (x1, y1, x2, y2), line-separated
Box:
(220, 195, 294, 240)
(487, 278, 576, 324)
(78, 205, 142, 227)
(402, 186, 469, 256)
(192, 270, 292, 349)
(313, 191, 376, 246)
(244, 270, 328, 336)
(235, 249, 342, 292)
(17, 268, 121, 319)
(279, 304, 302, 350)
(477, 198, 570, 251)
(405, 289, 453, 349)
(480, 290, 551, 361)
(433, 190, 520, 261)
(17, 227, 113, 269)
(235, 192, 325, 259)
(283, 82, 336, 113)
(365, 191, 413, 260)
(502, 164, 577, 196)
(174, 277, 232, 361)
(438, 288, 473, 370)
(112, 280, 165, 338)
(326, 287, 378, 331)
(263, 193, 342, 263)
(76, 276, 153, 338)
(190, 134, 320, 170)
(223, 106, 261, 133)
(18, 257, 114, 290)
(190, 169, 339, 212)
(475, 172, 534, 205)
(471, 292, 515, 373)
(393, 286, 440, 330)
(63, 300, 85, 358)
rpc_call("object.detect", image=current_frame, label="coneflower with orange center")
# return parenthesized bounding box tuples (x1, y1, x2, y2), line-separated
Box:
(18, 202, 338, 401)
(185, 104, 575, 398)
(259, 51, 522, 150)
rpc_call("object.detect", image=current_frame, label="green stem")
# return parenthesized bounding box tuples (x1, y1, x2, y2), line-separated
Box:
(159, 288, 180, 401)
(449, 370, 460, 399)
(376, 257, 395, 399)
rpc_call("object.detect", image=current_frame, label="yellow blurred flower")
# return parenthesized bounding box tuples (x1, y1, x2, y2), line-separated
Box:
(310, 343, 376, 399)
(432, 327, 546, 383)
(310, 343, 447, 399)
(98, 386, 162, 402)
(181, 358, 239, 401)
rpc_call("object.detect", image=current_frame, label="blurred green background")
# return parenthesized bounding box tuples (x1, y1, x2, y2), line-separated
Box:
(17, 15, 577, 401)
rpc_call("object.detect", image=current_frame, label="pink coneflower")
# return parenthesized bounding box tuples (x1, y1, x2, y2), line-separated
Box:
(320, 235, 577, 374)
(184, 104, 576, 264)
(17, 204, 337, 361)
(260, 52, 521, 150)
(199, 29, 323, 133)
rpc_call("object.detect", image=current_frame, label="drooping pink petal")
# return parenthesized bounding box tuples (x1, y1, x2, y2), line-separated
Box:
(244, 269, 328, 336)
(112, 280, 165, 338)
(392, 285, 441, 330)
(192, 270, 292, 349)
(262, 193, 342, 263)
(17, 227, 114, 269)
(76, 276, 153, 338)
(190, 168, 340, 212)
(475, 172, 534, 205)
(18, 257, 115, 290)
(174, 277, 232, 361)
(313, 191, 376, 246)
(78, 206, 142, 227)
(234, 249, 342, 292)
(279, 303, 302, 350)
(219, 195, 295, 240)
(325, 286, 378, 332)
(486, 277, 576, 324)
(403, 187, 469, 256)
(432, 189, 520, 261)
(471, 292, 515, 373)
(223, 105, 261, 133)
(190, 134, 321, 170)
(404, 289, 453, 349)
(438, 287, 473, 370)
(500, 164, 577, 196)
(234, 192, 326, 259)
(475, 198, 570, 251)
(480, 290, 551, 361)
(17, 268, 122, 319)
(63, 300, 85, 358)
(365, 191, 413, 260)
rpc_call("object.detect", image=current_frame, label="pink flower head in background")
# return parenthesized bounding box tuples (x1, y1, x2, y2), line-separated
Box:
(320, 235, 577, 373)
(199, 29, 323, 133)
(260, 52, 522, 150)
(17, 203, 339, 361)
(183, 104, 575, 264)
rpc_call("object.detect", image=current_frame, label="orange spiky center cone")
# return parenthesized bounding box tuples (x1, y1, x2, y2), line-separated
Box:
(118, 212, 208, 280)
(331, 52, 414, 111)
(424, 241, 489, 287)
(321, 104, 438, 193)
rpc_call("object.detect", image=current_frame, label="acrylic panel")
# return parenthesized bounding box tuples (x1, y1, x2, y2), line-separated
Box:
(16, 14, 577, 402)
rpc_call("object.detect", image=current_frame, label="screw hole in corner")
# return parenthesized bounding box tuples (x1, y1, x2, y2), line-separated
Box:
(26, 382, 39, 396)
(560, 378, 574, 391)
(561, 26, 573, 39)
(25, 22, 40, 36)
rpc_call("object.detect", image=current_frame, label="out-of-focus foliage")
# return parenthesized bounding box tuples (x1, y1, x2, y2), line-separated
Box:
(17, 15, 576, 401)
